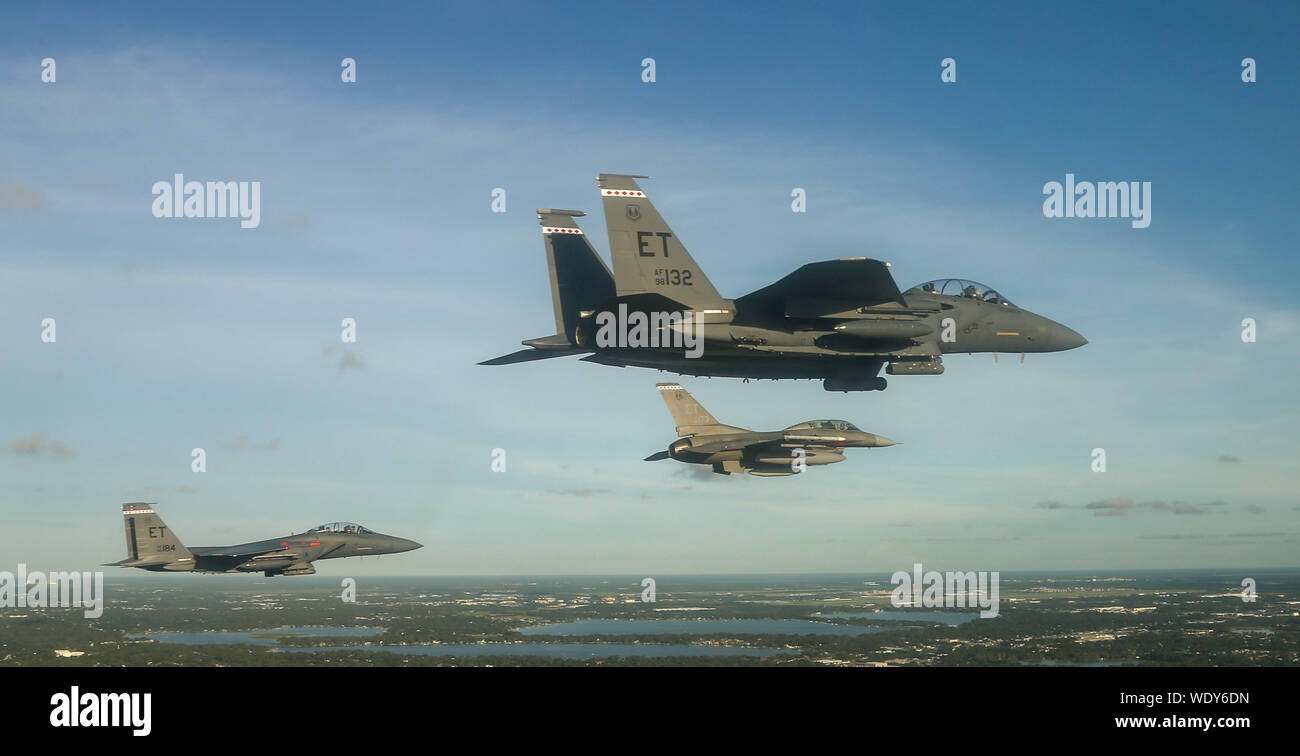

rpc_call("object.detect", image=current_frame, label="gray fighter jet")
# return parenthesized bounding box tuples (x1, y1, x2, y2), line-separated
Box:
(645, 383, 896, 476)
(105, 503, 421, 577)
(482, 175, 1087, 391)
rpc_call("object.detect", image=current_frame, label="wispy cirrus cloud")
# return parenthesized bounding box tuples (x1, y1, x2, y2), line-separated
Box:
(8, 433, 76, 459)
(544, 488, 613, 498)
(0, 179, 50, 213)
(1037, 497, 1261, 518)
(223, 436, 280, 451)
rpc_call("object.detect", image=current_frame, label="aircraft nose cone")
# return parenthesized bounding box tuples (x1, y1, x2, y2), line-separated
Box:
(870, 434, 898, 448)
(1052, 324, 1088, 351)
(395, 538, 422, 553)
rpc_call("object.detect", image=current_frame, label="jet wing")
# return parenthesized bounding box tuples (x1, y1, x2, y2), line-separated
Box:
(736, 259, 906, 316)
(691, 434, 843, 457)
(688, 432, 785, 455)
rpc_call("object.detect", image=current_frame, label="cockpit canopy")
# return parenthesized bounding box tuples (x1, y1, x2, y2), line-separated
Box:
(308, 522, 373, 534)
(906, 279, 1014, 306)
(788, 419, 861, 431)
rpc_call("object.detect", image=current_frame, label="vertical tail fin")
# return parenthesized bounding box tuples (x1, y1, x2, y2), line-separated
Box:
(538, 209, 615, 344)
(120, 503, 192, 565)
(656, 382, 738, 436)
(597, 174, 725, 308)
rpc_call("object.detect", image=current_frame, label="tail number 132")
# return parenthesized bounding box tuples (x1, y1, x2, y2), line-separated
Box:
(654, 269, 693, 286)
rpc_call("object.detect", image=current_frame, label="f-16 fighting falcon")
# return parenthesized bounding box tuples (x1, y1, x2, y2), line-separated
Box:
(481, 174, 1087, 391)
(645, 383, 897, 476)
(105, 503, 422, 577)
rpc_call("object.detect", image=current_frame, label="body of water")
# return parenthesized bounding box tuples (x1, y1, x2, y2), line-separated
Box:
(132, 626, 795, 659)
(130, 627, 386, 646)
(817, 611, 979, 625)
(1020, 660, 1136, 667)
(278, 643, 794, 659)
(518, 618, 908, 636)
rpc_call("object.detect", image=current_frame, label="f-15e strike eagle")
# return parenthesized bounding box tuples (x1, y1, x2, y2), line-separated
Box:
(646, 383, 896, 476)
(105, 504, 421, 577)
(482, 174, 1086, 391)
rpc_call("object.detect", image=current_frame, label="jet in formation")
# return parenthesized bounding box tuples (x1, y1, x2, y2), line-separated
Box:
(645, 382, 897, 476)
(482, 174, 1087, 391)
(105, 503, 422, 577)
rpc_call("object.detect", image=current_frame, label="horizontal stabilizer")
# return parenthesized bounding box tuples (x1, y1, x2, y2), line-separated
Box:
(103, 558, 151, 567)
(479, 347, 587, 366)
(644, 450, 671, 462)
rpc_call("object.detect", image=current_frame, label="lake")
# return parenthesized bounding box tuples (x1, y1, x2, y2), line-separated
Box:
(816, 611, 980, 625)
(131, 627, 795, 659)
(278, 643, 794, 659)
(130, 627, 385, 646)
(518, 618, 910, 636)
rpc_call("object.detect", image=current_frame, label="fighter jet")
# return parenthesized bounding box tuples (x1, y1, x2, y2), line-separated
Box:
(644, 383, 897, 476)
(105, 503, 421, 577)
(482, 175, 1087, 391)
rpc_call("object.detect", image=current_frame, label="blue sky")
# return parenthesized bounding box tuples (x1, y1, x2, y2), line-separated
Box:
(1, 1, 1297, 576)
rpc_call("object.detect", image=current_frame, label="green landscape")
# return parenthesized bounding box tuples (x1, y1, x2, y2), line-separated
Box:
(2, 571, 1295, 667)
